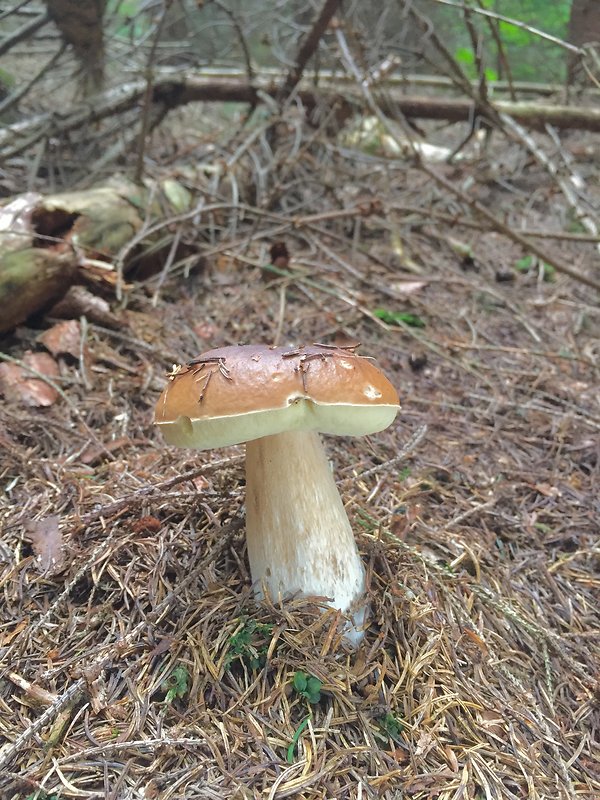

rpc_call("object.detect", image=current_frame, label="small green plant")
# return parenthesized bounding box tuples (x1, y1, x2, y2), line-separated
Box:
(286, 672, 323, 762)
(292, 671, 322, 704)
(287, 714, 311, 762)
(373, 308, 426, 328)
(514, 255, 555, 282)
(377, 712, 404, 742)
(225, 618, 273, 669)
(161, 664, 190, 704)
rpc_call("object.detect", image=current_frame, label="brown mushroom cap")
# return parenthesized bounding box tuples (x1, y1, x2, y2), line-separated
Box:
(154, 343, 400, 449)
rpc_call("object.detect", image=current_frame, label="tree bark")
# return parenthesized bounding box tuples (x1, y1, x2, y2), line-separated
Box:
(45, 0, 106, 94)
(567, 0, 600, 85)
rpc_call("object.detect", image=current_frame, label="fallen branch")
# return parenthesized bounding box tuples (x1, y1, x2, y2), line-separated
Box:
(5, 76, 600, 161)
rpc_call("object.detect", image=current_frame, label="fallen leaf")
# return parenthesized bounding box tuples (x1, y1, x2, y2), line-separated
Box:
(192, 475, 210, 492)
(80, 436, 133, 466)
(39, 319, 82, 359)
(26, 515, 65, 574)
(388, 747, 409, 765)
(0, 352, 60, 407)
(0, 619, 29, 645)
(480, 707, 505, 738)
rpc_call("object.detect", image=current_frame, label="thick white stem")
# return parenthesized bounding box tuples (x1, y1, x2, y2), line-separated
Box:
(245, 430, 367, 644)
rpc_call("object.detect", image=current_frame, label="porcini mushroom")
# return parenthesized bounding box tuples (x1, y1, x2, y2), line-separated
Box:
(154, 344, 399, 644)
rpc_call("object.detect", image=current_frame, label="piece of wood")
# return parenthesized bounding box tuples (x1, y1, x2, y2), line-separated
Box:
(0, 247, 78, 334)
(0, 176, 191, 334)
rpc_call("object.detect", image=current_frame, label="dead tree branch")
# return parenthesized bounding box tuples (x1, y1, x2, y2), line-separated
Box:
(0, 10, 50, 57)
(278, 0, 342, 103)
(4, 75, 600, 164)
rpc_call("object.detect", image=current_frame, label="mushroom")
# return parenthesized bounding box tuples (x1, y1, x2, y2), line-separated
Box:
(154, 344, 400, 644)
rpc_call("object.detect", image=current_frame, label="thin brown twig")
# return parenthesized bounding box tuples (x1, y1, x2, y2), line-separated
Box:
(0, 10, 49, 57)
(134, 1, 170, 183)
(277, 0, 342, 103)
(477, 0, 516, 100)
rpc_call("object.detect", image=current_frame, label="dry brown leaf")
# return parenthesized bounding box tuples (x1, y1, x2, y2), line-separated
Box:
(480, 707, 506, 738)
(0, 619, 29, 645)
(39, 319, 82, 359)
(80, 435, 132, 466)
(26, 515, 65, 575)
(130, 515, 161, 535)
(0, 352, 60, 407)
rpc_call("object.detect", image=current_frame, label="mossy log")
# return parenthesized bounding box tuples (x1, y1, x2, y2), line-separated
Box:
(0, 177, 193, 334)
(0, 248, 77, 334)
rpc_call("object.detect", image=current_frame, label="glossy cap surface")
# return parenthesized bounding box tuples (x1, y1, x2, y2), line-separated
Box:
(154, 343, 400, 449)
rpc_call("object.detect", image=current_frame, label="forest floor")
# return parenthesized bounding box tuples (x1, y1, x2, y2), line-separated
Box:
(0, 113, 599, 799)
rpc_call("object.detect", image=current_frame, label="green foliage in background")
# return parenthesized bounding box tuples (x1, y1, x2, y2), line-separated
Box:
(444, 0, 572, 83)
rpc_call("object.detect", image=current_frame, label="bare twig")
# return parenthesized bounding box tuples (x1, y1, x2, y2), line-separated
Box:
(277, 0, 342, 103)
(0, 43, 66, 118)
(419, 159, 600, 292)
(0, 10, 49, 57)
(134, 1, 170, 183)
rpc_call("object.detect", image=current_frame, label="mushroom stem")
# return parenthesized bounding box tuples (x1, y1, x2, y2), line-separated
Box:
(245, 430, 368, 645)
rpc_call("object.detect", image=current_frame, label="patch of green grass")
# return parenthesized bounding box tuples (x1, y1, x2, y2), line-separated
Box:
(398, 466, 411, 482)
(355, 507, 380, 532)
